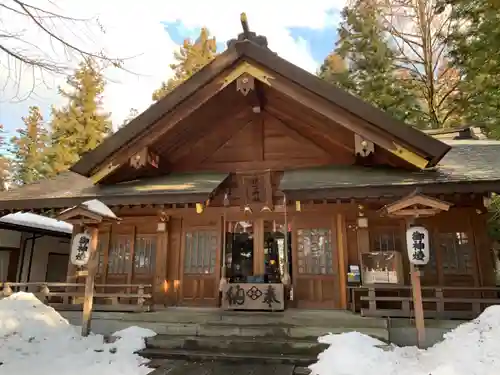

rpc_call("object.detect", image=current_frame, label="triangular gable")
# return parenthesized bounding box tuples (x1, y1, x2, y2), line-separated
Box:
(380, 189, 452, 217)
(71, 25, 450, 184)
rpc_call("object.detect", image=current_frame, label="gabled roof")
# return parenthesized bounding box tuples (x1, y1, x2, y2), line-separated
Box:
(71, 39, 450, 178)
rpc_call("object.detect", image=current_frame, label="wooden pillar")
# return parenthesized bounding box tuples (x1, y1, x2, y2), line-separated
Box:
(410, 264, 426, 348)
(82, 226, 99, 337)
(253, 218, 265, 275)
(126, 225, 137, 293)
(155, 217, 169, 304)
(336, 212, 348, 309)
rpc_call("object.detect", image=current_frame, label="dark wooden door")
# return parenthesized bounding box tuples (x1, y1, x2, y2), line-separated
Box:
(292, 216, 339, 309)
(46, 253, 70, 282)
(180, 226, 220, 306)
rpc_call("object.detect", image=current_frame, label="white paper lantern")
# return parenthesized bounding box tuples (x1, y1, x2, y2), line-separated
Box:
(406, 226, 430, 266)
(70, 233, 92, 266)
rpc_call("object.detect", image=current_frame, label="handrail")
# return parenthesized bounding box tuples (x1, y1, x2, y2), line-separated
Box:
(350, 285, 500, 319)
(0, 281, 153, 312)
(0, 282, 152, 288)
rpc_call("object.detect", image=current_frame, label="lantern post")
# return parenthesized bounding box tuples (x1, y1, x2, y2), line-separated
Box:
(59, 200, 120, 336)
(405, 224, 430, 348)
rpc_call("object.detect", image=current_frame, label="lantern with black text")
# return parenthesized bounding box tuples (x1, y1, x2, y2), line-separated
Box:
(70, 232, 92, 266)
(406, 226, 430, 266)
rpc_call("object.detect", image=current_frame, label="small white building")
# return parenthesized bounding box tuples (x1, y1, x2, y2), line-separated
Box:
(0, 212, 72, 285)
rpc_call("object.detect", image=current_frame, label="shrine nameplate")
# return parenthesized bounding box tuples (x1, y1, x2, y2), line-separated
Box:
(222, 283, 284, 311)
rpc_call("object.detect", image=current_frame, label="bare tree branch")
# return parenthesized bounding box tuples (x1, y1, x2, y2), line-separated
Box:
(0, 0, 140, 100)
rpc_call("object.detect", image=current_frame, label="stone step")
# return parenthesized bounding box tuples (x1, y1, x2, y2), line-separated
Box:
(147, 360, 296, 375)
(149, 322, 389, 341)
(139, 347, 317, 366)
(66, 309, 387, 329)
(146, 334, 328, 356)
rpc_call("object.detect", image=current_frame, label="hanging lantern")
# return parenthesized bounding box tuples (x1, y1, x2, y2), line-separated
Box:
(295, 201, 301, 212)
(196, 203, 204, 214)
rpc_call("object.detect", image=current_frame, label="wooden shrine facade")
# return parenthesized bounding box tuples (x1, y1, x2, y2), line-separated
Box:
(0, 15, 500, 318)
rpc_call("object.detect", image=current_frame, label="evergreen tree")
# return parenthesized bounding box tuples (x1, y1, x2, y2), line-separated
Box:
(49, 60, 112, 174)
(319, 1, 419, 125)
(9, 106, 51, 185)
(152, 28, 217, 101)
(445, 0, 500, 137)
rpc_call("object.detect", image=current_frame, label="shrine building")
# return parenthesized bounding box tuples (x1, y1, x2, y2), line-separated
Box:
(1, 15, 499, 318)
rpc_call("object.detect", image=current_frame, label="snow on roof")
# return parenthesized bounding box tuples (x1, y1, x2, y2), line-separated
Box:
(60, 199, 117, 219)
(0, 212, 73, 234)
(80, 199, 117, 219)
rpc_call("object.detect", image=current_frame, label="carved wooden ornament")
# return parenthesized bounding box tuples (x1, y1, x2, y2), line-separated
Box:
(354, 134, 374, 157)
(236, 74, 255, 96)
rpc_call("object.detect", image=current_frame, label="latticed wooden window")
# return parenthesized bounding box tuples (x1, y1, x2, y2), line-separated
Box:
(297, 229, 333, 275)
(96, 234, 107, 273)
(371, 229, 402, 252)
(439, 232, 474, 275)
(108, 235, 132, 274)
(134, 235, 156, 274)
(184, 230, 217, 274)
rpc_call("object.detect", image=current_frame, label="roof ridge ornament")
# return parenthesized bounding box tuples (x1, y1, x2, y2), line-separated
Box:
(226, 12, 269, 49)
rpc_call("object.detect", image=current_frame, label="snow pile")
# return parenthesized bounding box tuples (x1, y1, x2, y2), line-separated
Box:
(310, 305, 500, 375)
(0, 292, 156, 375)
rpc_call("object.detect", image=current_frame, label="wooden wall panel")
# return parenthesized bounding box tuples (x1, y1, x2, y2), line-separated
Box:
(178, 113, 352, 172)
(262, 115, 333, 162)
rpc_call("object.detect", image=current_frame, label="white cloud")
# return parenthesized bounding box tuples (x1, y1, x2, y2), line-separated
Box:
(0, 0, 346, 127)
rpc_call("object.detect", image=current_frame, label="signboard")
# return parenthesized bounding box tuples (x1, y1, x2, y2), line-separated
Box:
(70, 232, 92, 266)
(406, 226, 430, 266)
(222, 283, 285, 311)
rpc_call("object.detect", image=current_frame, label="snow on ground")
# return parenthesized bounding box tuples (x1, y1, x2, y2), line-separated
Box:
(0, 292, 156, 375)
(310, 305, 500, 375)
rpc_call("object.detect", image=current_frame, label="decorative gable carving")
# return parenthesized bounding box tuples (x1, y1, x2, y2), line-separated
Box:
(380, 190, 452, 218)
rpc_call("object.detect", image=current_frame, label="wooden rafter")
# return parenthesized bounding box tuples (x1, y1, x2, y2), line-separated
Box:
(380, 189, 452, 218)
(58, 202, 121, 225)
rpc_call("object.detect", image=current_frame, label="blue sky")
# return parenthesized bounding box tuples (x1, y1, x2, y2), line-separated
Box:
(163, 20, 338, 61)
(0, 16, 339, 143)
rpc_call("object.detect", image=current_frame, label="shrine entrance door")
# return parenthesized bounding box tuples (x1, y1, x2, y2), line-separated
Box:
(292, 215, 340, 309)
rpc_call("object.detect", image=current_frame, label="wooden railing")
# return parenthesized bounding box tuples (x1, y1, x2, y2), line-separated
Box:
(349, 285, 500, 320)
(0, 282, 153, 312)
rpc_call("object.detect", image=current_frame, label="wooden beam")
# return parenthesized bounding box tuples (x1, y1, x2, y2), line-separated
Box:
(90, 163, 121, 184)
(385, 194, 452, 214)
(169, 110, 254, 169)
(129, 147, 160, 170)
(88, 64, 241, 183)
(252, 63, 429, 169)
(266, 110, 352, 158)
